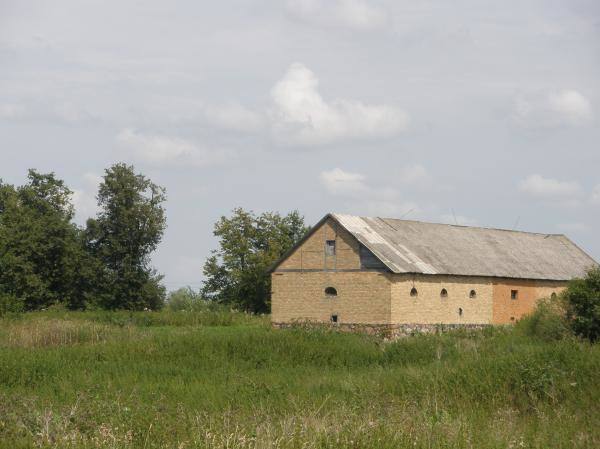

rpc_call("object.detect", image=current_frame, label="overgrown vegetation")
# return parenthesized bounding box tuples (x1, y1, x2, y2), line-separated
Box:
(515, 267, 600, 343)
(563, 266, 600, 342)
(0, 310, 598, 448)
(515, 297, 572, 342)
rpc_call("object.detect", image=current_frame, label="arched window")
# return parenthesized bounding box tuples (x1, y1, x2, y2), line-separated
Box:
(440, 288, 448, 298)
(458, 307, 463, 316)
(410, 287, 418, 297)
(551, 292, 557, 300)
(469, 290, 477, 299)
(325, 287, 337, 297)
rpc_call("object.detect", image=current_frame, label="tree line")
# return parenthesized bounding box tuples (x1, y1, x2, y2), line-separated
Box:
(3, 164, 596, 342)
(0, 165, 308, 314)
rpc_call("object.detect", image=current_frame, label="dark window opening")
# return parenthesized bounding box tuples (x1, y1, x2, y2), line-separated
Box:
(510, 316, 515, 321)
(551, 292, 557, 300)
(325, 240, 336, 256)
(330, 314, 338, 323)
(511, 290, 518, 300)
(410, 287, 418, 297)
(458, 307, 463, 316)
(469, 290, 477, 298)
(440, 288, 448, 298)
(325, 287, 337, 297)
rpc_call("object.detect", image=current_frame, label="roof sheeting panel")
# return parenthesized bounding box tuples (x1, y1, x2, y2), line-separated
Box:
(332, 213, 597, 281)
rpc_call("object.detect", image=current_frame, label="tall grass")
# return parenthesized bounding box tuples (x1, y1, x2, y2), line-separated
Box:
(0, 311, 598, 448)
(0, 318, 121, 348)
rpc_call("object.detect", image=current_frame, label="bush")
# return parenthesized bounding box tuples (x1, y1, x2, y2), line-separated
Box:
(516, 297, 571, 341)
(563, 267, 600, 342)
(0, 293, 22, 316)
(167, 287, 207, 312)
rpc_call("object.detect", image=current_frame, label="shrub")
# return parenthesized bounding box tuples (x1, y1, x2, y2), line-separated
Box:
(516, 297, 571, 341)
(167, 287, 206, 312)
(563, 267, 600, 342)
(0, 293, 22, 316)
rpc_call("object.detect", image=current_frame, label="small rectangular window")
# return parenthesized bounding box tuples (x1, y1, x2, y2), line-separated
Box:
(325, 240, 336, 256)
(511, 290, 518, 300)
(330, 314, 338, 323)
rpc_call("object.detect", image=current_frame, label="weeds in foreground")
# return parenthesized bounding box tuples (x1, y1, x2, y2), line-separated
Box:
(0, 311, 598, 448)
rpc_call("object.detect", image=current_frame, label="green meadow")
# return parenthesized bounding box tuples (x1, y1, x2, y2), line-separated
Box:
(0, 310, 598, 449)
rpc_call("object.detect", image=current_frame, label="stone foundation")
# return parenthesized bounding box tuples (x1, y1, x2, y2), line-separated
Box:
(272, 321, 491, 339)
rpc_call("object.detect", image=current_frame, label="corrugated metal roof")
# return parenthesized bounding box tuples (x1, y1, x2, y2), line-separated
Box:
(333, 213, 597, 281)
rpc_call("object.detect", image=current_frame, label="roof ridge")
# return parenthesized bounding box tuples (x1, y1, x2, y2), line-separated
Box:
(332, 213, 563, 237)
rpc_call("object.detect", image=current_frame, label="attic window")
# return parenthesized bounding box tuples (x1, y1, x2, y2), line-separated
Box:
(325, 287, 338, 297)
(410, 287, 418, 297)
(325, 240, 336, 256)
(469, 290, 477, 299)
(511, 290, 518, 300)
(440, 288, 448, 298)
(330, 314, 338, 323)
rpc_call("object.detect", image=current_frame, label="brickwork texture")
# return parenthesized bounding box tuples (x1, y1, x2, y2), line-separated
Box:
(272, 218, 568, 326)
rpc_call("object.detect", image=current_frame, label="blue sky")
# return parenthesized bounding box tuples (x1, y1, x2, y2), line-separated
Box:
(1, 0, 599, 289)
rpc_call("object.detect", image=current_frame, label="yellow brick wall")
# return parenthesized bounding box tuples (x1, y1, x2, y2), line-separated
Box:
(272, 271, 568, 326)
(272, 218, 570, 326)
(277, 218, 360, 271)
(390, 274, 494, 324)
(271, 271, 392, 324)
(492, 279, 566, 324)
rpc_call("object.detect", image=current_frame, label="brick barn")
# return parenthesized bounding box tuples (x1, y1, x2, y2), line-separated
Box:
(270, 213, 597, 335)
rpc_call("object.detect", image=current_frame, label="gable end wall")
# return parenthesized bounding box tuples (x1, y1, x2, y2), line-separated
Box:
(277, 218, 361, 271)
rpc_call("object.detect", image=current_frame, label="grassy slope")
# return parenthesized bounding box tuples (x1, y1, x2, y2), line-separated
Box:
(0, 311, 598, 448)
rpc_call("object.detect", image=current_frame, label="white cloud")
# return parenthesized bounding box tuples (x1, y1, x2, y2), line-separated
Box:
(0, 103, 27, 120)
(53, 102, 94, 123)
(319, 167, 418, 217)
(320, 168, 368, 195)
(519, 174, 583, 198)
(287, 0, 387, 30)
(512, 89, 593, 128)
(116, 128, 233, 167)
(1, 99, 100, 124)
(334, 0, 387, 30)
(202, 103, 265, 133)
(548, 90, 593, 125)
(397, 164, 431, 186)
(270, 63, 409, 145)
(71, 173, 102, 224)
(591, 185, 600, 204)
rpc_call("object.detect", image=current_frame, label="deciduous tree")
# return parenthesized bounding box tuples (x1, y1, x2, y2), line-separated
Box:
(0, 171, 83, 310)
(85, 163, 167, 310)
(202, 208, 308, 313)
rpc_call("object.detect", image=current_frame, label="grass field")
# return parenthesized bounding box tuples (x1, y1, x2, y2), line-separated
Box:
(0, 309, 598, 448)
